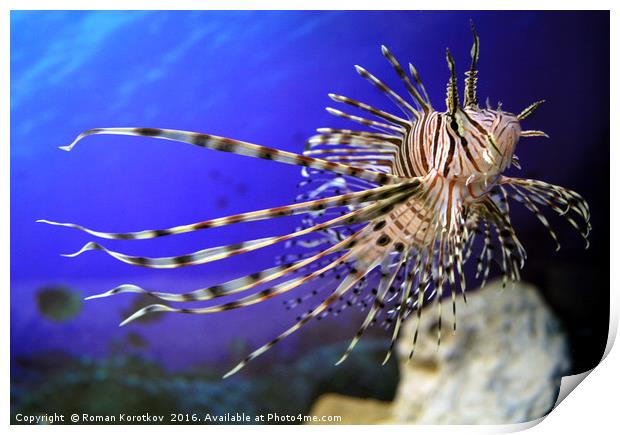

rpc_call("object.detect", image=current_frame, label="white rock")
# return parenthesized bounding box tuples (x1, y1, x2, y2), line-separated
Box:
(390, 279, 569, 424)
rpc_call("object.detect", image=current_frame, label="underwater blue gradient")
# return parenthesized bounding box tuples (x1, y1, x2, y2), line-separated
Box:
(11, 11, 609, 371)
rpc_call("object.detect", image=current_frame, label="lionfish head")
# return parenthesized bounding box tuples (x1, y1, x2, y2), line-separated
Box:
(443, 21, 546, 177)
(464, 107, 522, 175)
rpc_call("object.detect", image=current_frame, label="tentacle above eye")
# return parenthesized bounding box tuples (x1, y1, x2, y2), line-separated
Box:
(60, 127, 404, 185)
(463, 20, 480, 109)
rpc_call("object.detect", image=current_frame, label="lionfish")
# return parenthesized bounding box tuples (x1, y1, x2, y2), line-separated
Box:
(40, 24, 590, 378)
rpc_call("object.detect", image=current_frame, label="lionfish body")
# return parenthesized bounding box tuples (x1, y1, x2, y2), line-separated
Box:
(41, 25, 590, 377)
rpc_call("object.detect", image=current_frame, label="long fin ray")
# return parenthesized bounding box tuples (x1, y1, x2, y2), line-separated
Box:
(381, 45, 430, 111)
(61, 127, 403, 185)
(328, 93, 409, 126)
(354, 65, 418, 119)
(38, 182, 417, 240)
(223, 253, 381, 378)
(88, 228, 367, 302)
(382, 250, 417, 365)
(120, 245, 362, 327)
(63, 184, 422, 269)
(335, 243, 407, 365)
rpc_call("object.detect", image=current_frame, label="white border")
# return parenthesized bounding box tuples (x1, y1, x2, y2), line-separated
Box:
(1, 0, 616, 10)
(4, 1, 616, 434)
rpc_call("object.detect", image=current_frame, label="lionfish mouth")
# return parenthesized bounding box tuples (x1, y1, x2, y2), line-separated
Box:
(40, 23, 591, 378)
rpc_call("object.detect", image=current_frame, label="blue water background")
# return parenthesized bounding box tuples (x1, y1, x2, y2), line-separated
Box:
(11, 11, 609, 372)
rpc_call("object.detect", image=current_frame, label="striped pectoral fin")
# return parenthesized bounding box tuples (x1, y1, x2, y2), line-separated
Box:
(452, 218, 468, 304)
(61, 127, 402, 185)
(37, 182, 417, 240)
(472, 219, 492, 285)
(462, 222, 478, 263)
(65, 186, 421, 269)
(478, 197, 526, 286)
(87, 227, 367, 303)
(433, 235, 451, 348)
(445, 242, 459, 333)
(410, 252, 434, 358)
(500, 176, 591, 247)
(336, 244, 406, 366)
(508, 185, 561, 251)
(282, 259, 356, 311)
(61, 237, 271, 269)
(86, 256, 310, 303)
(382, 252, 418, 365)
(322, 155, 394, 165)
(120, 246, 361, 327)
(223, 254, 380, 378)
(493, 224, 513, 288)
(61, 209, 366, 269)
(481, 196, 526, 271)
